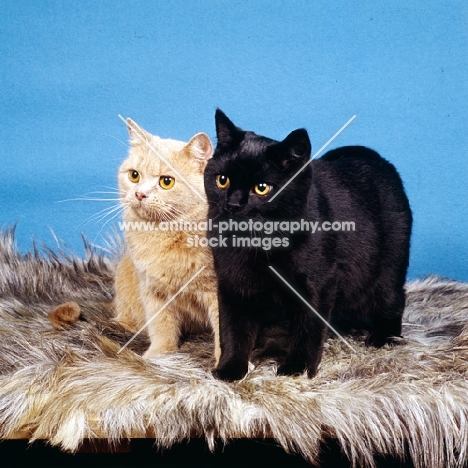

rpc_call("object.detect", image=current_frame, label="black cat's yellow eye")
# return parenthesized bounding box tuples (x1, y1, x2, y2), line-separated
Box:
(254, 183, 272, 196)
(159, 176, 175, 190)
(129, 170, 140, 183)
(216, 175, 230, 189)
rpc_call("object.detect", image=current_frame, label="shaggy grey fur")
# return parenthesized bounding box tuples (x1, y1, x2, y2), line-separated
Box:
(0, 227, 467, 467)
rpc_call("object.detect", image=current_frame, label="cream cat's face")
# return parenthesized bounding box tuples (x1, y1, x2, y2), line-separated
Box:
(119, 119, 212, 222)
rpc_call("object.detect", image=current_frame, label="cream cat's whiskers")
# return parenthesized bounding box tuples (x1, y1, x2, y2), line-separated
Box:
(56, 194, 124, 225)
(85, 203, 125, 226)
(56, 188, 127, 244)
(56, 196, 121, 203)
(99, 185, 122, 193)
(57, 186, 121, 200)
(137, 198, 184, 223)
(92, 204, 129, 242)
(102, 132, 130, 149)
(84, 191, 121, 196)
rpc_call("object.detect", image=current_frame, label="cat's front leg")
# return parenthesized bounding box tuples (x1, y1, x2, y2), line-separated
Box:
(277, 316, 326, 377)
(203, 292, 221, 366)
(278, 286, 334, 378)
(140, 286, 180, 358)
(213, 297, 259, 382)
(114, 253, 146, 333)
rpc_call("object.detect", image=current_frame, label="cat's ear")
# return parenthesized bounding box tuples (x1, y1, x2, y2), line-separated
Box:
(215, 109, 243, 149)
(271, 129, 311, 169)
(185, 132, 213, 171)
(126, 118, 150, 145)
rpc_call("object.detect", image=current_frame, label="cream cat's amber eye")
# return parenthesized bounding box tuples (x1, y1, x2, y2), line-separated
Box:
(216, 175, 230, 189)
(159, 176, 175, 190)
(254, 183, 272, 196)
(129, 170, 140, 183)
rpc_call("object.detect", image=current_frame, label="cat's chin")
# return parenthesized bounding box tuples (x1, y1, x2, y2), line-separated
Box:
(131, 205, 177, 223)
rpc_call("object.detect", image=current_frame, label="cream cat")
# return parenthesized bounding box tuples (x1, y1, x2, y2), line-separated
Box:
(114, 119, 220, 361)
(49, 120, 220, 361)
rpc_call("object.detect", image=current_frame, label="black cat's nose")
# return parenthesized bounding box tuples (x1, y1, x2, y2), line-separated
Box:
(225, 201, 242, 213)
(225, 190, 245, 213)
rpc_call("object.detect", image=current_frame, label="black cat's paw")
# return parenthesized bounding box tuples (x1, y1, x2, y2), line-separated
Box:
(365, 333, 402, 348)
(212, 362, 248, 382)
(277, 360, 317, 378)
(277, 363, 303, 377)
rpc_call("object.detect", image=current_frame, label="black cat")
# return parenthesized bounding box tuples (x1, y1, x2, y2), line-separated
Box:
(204, 109, 412, 382)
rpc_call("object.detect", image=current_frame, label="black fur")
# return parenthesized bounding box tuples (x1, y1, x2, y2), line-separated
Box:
(204, 109, 412, 381)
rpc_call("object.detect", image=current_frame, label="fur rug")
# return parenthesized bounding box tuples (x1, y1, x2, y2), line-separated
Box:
(1, 227, 468, 467)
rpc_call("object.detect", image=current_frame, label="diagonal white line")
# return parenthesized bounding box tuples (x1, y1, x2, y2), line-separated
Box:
(310, 114, 357, 161)
(117, 266, 206, 354)
(118, 114, 206, 202)
(268, 114, 357, 203)
(268, 266, 357, 353)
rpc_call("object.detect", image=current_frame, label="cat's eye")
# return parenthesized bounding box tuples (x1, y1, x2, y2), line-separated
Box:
(129, 170, 140, 183)
(216, 175, 230, 189)
(254, 183, 272, 196)
(159, 176, 175, 190)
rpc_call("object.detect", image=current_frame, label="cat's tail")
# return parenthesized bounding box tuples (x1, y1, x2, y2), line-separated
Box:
(48, 301, 135, 332)
(48, 302, 81, 330)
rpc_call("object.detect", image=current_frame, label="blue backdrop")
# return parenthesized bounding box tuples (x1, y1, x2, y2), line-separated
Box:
(1, 1, 467, 280)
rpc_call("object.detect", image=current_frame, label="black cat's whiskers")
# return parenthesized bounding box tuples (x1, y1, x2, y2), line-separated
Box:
(255, 213, 289, 239)
(252, 227, 272, 263)
(204, 204, 224, 224)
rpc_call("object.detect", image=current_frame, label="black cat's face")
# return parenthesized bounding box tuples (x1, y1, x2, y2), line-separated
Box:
(204, 109, 313, 222)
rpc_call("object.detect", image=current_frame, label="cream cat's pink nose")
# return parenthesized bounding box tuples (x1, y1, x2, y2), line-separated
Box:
(135, 192, 147, 201)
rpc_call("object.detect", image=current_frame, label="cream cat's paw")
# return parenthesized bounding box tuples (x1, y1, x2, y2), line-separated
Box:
(112, 316, 139, 334)
(143, 344, 178, 359)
